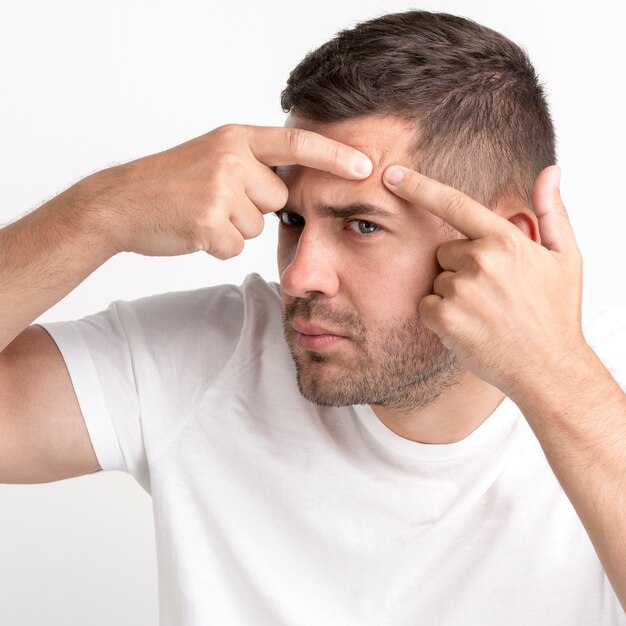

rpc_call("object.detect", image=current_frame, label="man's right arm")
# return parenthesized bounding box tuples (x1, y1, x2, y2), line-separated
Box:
(0, 179, 116, 483)
(0, 124, 373, 484)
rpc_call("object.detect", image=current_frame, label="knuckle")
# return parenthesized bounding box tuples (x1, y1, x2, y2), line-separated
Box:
(272, 181, 290, 209)
(209, 243, 229, 260)
(285, 128, 308, 158)
(468, 245, 485, 267)
(213, 150, 242, 173)
(436, 299, 456, 331)
(438, 272, 465, 299)
(185, 237, 206, 254)
(197, 208, 226, 235)
(472, 250, 493, 275)
(253, 177, 289, 214)
(207, 184, 235, 210)
(220, 235, 245, 259)
(418, 295, 437, 323)
(432, 272, 448, 294)
(212, 249, 229, 260)
(498, 233, 521, 255)
(442, 193, 466, 224)
(447, 277, 462, 299)
(240, 211, 265, 239)
(469, 241, 495, 272)
(436, 241, 453, 266)
(252, 212, 265, 237)
(209, 230, 245, 260)
(332, 142, 345, 169)
(214, 123, 243, 142)
(432, 272, 442, 291)
(234, 235, 245, 254)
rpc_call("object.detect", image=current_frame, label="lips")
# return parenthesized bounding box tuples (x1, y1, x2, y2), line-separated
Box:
(291, 320, 346, 337)
(291, 319, 348, 351)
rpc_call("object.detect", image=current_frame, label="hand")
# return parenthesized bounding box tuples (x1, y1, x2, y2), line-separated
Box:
(80, 124, 373, 259)
(382, 164, 585, 396)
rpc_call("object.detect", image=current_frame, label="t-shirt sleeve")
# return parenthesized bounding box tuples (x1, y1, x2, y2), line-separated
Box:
(38, 280, 253, 493)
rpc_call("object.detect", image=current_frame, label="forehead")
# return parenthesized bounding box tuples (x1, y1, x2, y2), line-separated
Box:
(287, 114, 416, 161)
(277, 114, 417, 198)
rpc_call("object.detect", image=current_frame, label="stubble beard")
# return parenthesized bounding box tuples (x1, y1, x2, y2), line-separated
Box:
(282, 297, 464, 412)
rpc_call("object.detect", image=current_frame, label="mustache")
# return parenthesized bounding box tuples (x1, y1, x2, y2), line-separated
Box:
(283, 297, 366, 337)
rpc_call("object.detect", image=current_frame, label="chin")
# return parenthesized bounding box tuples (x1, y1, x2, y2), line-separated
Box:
(292, 349, 464, 411)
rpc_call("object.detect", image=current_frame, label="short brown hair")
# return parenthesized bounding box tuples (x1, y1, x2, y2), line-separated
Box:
(281, 10, 556, 209)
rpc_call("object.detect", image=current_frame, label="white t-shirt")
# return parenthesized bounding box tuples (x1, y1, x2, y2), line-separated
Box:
(40, 273, 626, 626)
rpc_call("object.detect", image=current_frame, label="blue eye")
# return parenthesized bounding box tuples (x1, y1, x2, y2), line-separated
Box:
(348, 220, 379, 235)
(276, 210, 305, 227)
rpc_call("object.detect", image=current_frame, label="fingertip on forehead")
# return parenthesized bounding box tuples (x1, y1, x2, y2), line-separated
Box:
(284, 114, 410, 163)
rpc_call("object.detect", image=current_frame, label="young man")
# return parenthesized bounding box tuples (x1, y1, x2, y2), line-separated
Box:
(1, 10, 625, 625)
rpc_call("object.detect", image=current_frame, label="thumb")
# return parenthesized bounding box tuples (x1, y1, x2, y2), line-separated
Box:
(531, 165, 575, 253)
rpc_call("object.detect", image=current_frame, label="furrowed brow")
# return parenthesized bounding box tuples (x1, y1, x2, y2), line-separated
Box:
(313, 202, 396, 219)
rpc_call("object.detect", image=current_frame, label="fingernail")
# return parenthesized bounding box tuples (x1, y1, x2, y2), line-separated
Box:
(353, 154, 373, 176)
(384, 166, 405, 184)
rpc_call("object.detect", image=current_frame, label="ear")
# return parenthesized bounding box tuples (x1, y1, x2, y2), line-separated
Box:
(492, 200, 541, 244)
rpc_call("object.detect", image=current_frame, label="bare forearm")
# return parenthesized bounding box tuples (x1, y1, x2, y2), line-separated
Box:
(510, 345, 626, 610)
(0, 125, 375, 356)
(0, 174, 116, 353)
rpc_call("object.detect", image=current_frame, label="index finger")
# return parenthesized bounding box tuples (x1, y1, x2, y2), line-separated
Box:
(247, 126, 373, 180)
(383, 165, 517, 240)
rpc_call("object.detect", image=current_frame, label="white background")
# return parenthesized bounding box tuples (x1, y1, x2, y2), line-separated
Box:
(1, 1, 624, 624)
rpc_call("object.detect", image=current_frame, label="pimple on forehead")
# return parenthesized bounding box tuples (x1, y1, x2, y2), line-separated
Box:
(275, 138, 411, 183)
(284, 114, 416, 166)
(367, 143, 406, 172)
(338, 123, 416, 168)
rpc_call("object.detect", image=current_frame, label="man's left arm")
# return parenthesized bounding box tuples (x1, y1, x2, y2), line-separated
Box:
(382, 164, 626, 611)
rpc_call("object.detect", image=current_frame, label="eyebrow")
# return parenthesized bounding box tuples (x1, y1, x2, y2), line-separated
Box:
(282, 202, 397, 220)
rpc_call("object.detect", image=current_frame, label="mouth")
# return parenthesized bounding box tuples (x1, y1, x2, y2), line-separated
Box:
(291, 320, 348, 352)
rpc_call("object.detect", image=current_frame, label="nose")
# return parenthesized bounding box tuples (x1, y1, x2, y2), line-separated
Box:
(279, 226, 340, 300)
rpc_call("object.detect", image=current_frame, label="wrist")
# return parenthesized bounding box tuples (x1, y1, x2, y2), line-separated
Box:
(64, 169, 126, 259)
(506, 337, 604, 418)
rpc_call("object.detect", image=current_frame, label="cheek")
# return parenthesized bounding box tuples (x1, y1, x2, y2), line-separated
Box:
(365, 240, 442, 313)
(349, 258, 439, 325)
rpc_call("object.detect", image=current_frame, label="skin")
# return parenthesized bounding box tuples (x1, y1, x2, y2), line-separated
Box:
(0, 123, 377, 485)
(2, 114, 623, 606)
(277, 114, 539, 444)
(0, 123, 375, 354)
(277, 113, 626, 610)
(381, 152, 626, 613)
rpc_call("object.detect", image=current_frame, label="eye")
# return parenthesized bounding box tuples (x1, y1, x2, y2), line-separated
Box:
(347, 220, 380, 235)
(276, 210, 305, 227)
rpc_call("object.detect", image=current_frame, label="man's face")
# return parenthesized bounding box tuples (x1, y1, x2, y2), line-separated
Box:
(276, 114, 463, 411)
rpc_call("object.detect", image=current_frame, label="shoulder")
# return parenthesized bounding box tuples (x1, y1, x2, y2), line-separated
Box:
(114, 273, 280, 334)
(106, 273, 283, 371)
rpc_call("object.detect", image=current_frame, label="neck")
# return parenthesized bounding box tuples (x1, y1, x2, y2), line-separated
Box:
(370, 369, 506, 444)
